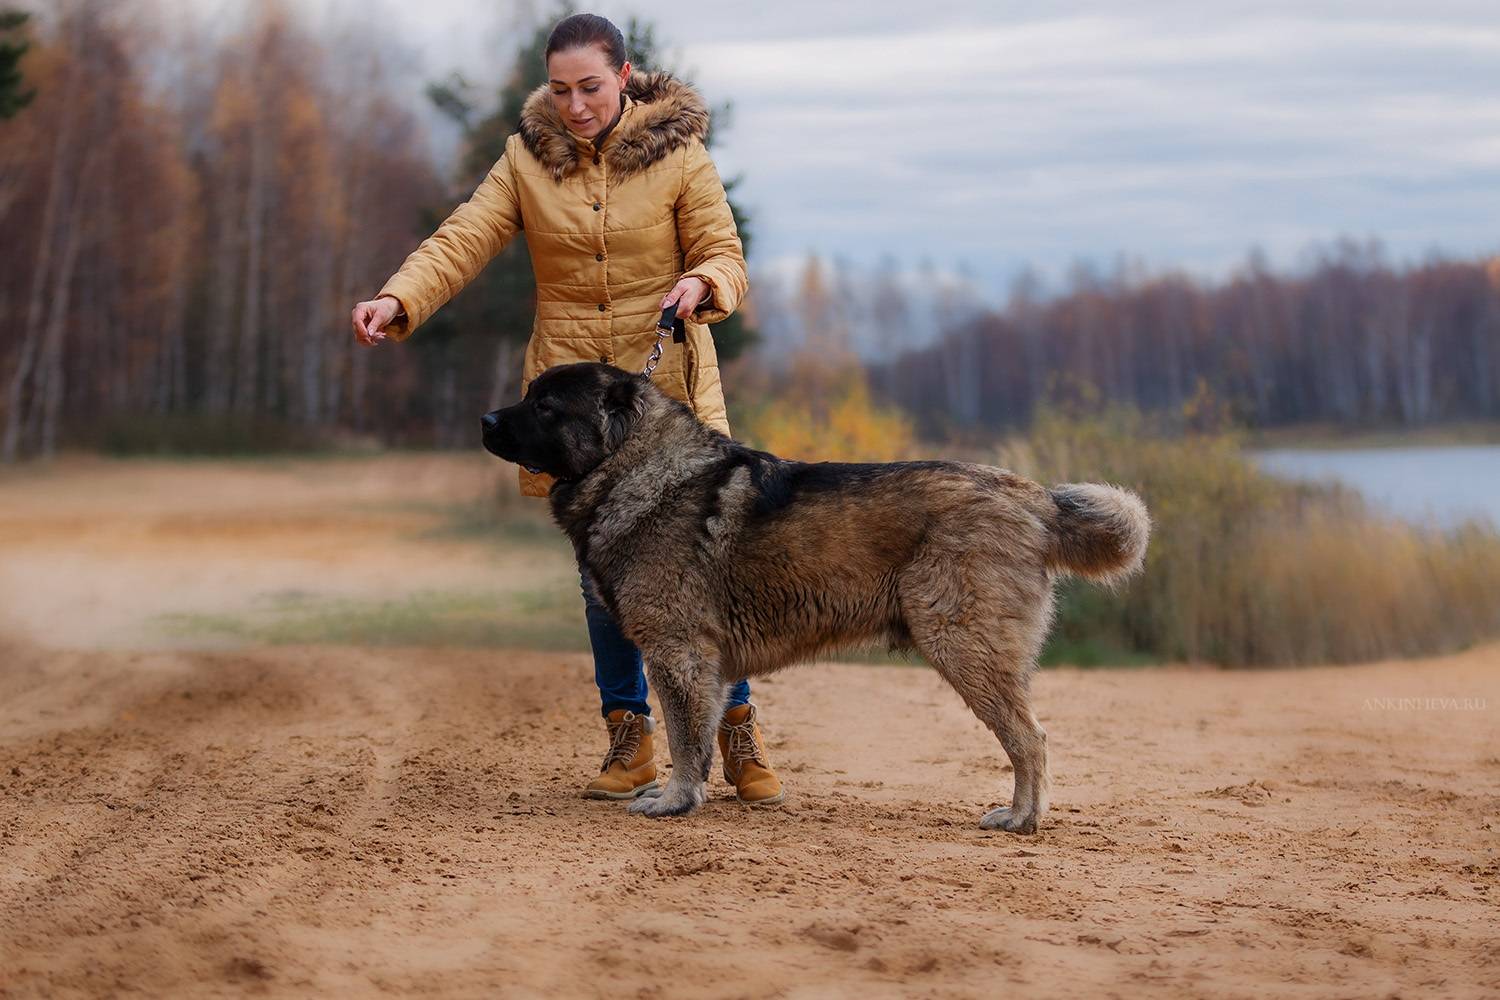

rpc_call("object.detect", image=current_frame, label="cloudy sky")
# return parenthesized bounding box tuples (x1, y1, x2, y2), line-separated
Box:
(364, 0, 1498, 299)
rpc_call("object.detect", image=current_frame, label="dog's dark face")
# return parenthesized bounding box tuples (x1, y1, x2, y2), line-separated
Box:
(481, 362, 646, 482)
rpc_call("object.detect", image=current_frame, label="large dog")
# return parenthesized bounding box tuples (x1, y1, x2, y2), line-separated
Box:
(482, 362, 1150, 834)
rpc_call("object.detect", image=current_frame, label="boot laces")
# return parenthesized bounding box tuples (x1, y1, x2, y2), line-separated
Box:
(601, 712, 643, 772)
(722, 715, 768, 770)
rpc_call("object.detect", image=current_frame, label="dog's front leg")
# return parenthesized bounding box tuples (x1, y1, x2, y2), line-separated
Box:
(629, 647, 725, 818)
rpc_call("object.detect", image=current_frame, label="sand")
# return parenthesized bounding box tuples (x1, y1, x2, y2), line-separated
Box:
(1, 456, 1496, 998)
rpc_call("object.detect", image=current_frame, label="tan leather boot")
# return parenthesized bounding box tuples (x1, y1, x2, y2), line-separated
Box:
(583, 709, 658, 800)
(717, 703, 784, 805)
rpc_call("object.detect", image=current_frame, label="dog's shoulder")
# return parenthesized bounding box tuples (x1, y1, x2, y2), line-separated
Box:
(691, 440, 783, 514)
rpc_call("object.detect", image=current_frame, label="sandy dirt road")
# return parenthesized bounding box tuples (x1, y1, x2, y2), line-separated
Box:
(1, 457, 1496, 998)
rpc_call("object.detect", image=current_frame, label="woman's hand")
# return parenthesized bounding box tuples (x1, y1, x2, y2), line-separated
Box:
(351, 295, 402, 346)
(660, 276, 710, 319)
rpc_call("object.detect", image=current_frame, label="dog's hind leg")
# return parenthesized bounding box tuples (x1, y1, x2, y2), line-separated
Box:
(969, 672, 1050, 834)
(945, 652, 1050, 834)
(902, 569, 1052, 834)
(628, 643, 726, 818)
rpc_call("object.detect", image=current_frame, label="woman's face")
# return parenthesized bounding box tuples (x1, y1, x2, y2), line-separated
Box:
(547, 45, 629, 139)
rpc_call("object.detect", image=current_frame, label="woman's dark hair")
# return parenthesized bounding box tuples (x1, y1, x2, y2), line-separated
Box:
(545, 13, 627, 72)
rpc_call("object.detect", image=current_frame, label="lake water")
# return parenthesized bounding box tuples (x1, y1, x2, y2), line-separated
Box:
(1250, 446, 1500, 530)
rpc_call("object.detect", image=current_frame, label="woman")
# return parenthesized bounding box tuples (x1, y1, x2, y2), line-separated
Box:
(350, 13, 783, 806)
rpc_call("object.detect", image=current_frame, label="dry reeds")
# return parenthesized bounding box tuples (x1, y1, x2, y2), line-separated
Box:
(999, 408, 1500, 666)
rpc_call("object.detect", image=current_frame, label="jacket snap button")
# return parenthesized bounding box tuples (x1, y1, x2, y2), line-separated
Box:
(595, 253, 604, 261)
(597, 303, 606, 312)
(599, 354, 609, 363)
(592, 202, 601, 211)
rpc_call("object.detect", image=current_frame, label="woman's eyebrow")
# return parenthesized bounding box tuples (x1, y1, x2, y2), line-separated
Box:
(550, 75, 602, 85)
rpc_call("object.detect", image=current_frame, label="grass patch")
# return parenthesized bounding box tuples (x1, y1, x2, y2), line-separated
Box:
(155, 587, 590, 651)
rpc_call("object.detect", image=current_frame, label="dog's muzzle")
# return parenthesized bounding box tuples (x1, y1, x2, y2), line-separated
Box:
(480, 410, 544, 474)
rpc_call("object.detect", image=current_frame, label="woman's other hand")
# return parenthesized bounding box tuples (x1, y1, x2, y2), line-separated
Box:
(660, 276, 710, 319)
(351, 295, 402, 346)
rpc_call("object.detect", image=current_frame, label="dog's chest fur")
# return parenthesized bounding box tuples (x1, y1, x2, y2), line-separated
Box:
(551, 402, 743, 605)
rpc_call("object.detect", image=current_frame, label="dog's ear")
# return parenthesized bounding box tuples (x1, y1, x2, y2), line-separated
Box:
(603, 375, 648, 452)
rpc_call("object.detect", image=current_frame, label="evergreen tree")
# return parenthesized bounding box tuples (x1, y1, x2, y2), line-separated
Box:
(0, 9, 35, 119)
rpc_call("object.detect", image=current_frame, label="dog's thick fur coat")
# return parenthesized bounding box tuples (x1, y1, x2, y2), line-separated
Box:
(483, 363, 1151, 833)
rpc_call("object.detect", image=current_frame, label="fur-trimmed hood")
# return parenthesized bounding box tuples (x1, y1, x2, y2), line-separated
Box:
(518, 70, 710, 183)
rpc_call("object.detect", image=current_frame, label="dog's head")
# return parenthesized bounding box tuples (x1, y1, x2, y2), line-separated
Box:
(481, 362, 649, 482)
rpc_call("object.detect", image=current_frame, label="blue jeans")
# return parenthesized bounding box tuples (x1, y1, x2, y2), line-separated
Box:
(580, 570, 750, 717)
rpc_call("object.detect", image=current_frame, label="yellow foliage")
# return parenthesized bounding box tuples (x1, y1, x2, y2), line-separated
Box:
(737, 351, 916, 463)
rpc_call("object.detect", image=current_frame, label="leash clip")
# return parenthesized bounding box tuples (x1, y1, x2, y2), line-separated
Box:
(642, 304, 685, 377)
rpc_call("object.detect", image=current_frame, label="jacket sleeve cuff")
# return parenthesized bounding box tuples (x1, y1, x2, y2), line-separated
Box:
(375, 276, 426, 342)
(684, 268, 729, 324)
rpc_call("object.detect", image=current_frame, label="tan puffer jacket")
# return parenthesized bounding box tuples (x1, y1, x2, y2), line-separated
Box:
(376, 71, 748, 498)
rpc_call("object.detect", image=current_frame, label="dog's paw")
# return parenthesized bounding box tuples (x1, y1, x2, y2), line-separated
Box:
(627, 782, 705, 818)
(979, 806, 1039, 834)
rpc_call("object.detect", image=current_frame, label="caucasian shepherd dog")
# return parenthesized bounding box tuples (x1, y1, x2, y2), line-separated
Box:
(482, 362, 1149, 834)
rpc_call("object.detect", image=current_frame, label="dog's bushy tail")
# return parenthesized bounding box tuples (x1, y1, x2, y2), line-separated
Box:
(1045, 483, 1151, 587)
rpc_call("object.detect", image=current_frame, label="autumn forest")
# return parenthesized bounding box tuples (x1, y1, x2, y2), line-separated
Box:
(2, 2, 1498, 462)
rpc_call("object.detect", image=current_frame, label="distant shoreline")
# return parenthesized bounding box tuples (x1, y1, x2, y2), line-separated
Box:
(1243, 421, 1500, 450)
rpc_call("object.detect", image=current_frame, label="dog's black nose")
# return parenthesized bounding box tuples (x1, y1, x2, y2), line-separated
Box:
(481, 412, 499, 433)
